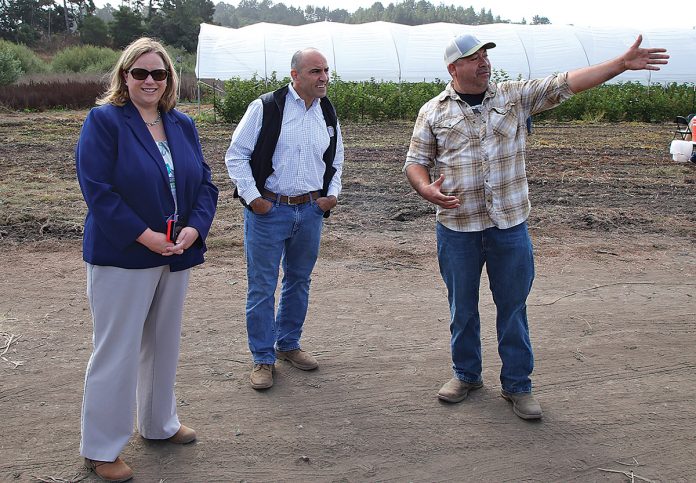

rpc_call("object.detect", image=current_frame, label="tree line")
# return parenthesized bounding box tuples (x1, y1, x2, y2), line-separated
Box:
(1, 0, 216, 52)
(0, 0, 550, 54)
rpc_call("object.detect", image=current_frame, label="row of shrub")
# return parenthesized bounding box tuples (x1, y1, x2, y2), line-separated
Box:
(213, 74, 448, 123)
(547, 82, 695, 123)
(0, 41, 198, 86)
(0, 76, 107, 110)
(3, 69, 694, 119)
(0, 73, 200, 111)
(215, 75, 696, 124)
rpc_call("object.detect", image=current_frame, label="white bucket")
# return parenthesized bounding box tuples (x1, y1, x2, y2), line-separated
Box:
(670, 140, 693, 162)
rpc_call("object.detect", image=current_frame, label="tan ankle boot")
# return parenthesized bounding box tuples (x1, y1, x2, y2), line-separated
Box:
(84, 456, 133, 482)
(250, 363, 274, 389)
(276, 349, 318, 370)
(168, 424, 196, 444)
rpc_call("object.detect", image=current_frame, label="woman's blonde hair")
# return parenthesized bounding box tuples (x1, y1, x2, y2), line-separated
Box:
(97, 37, 179, 111)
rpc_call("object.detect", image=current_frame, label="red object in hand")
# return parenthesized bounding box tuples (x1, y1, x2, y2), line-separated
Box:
(166, 218, 178, 243)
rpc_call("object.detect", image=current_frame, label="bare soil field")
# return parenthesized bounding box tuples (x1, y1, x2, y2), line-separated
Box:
(1, 107, 695, 482)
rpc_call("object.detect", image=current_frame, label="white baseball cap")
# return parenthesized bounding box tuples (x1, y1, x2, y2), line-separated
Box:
(444, 34, 496, 64)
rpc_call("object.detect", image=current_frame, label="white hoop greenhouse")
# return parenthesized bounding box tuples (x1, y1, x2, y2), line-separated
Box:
(196, 21, 696, 84)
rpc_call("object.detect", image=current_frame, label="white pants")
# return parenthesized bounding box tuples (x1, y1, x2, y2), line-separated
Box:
(80, 264, 190, 461)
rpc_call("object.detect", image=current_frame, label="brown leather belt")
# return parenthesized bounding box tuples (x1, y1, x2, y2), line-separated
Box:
(262, 189, 320, 205)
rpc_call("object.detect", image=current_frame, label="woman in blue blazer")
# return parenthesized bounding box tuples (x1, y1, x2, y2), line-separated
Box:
(76, 37, 218, 482)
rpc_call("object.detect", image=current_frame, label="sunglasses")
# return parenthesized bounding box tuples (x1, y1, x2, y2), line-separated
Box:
(128, 68, 169, 81)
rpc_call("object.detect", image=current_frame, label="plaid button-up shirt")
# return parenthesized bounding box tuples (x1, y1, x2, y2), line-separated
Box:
(404, 73, 573, 232)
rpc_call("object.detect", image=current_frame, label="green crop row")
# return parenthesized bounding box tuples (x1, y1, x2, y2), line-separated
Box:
(216, 75, 696, 123)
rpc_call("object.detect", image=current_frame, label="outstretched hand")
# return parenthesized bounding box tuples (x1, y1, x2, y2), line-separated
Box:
(419, 174, 460, 209)
(623, 35, 669, 71)
(567, 34, 670, 94)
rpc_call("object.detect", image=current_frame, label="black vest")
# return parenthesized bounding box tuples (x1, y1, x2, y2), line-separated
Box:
(236, 85, 338, 218)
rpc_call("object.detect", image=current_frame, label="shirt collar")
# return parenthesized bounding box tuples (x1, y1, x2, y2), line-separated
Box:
(287, 82, 319, 108)
(439, 81, 496, 103)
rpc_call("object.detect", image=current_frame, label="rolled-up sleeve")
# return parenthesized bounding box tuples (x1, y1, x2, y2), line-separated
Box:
(403, 106, 436, 173)
(524, 72, 574, 116)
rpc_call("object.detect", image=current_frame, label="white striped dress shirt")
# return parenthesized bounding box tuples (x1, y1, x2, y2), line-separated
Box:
(225, 83, 344, 204)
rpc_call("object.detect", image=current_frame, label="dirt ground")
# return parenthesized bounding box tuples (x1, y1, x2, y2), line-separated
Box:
(1, 108, 695, 482)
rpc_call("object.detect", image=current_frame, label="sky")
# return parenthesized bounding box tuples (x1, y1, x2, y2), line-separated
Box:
(93, 0, 696, 29)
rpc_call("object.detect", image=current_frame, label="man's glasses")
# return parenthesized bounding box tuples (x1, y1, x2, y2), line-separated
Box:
(128, 68, 169, 81)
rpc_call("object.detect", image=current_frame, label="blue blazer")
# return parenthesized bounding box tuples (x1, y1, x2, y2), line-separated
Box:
(76, 101, 218, 272)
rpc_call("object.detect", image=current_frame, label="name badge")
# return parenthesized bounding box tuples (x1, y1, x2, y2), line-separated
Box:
(327, 126, 335, 137)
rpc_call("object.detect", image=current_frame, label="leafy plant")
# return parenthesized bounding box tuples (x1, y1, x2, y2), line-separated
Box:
(215, 73, 288, 122)
(0, 47, 23, 86)
(0, 40, 48, 74)
(537, 82, 696, 122)
(51, 45, 120, 74)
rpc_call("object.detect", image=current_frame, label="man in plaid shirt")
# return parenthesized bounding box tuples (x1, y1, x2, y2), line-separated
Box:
(404, 33, 668, 420)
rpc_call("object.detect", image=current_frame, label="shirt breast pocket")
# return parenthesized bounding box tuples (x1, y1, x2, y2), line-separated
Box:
(489, 103, 518, 139)
(433, 116, 470, 152)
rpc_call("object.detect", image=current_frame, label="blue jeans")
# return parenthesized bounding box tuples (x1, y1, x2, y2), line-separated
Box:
(436, 221, 535, 394)
(243, 197, 325, 364)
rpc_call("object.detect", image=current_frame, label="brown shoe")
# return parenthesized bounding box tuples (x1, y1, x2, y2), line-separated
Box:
(168, 424, 196, 444)
(250, 363, 274, 389)
(437, 377, 483, 403)
(276, 348, 318, 370)
(84, 457, 133, 482)
(501, 390, 543, 420)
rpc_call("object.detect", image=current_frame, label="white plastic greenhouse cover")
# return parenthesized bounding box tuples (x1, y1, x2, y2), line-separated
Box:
(195, 21, 696, 84)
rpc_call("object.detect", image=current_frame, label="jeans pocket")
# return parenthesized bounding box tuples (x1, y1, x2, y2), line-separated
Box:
(311, 203, 326, 216)
(253, 198, 276, 216)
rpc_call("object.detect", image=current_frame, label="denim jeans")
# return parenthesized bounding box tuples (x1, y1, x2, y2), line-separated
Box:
(243, 197, 325, 364)
(436, 221, 535, 394)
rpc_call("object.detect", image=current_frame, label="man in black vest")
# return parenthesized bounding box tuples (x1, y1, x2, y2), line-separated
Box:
(225, 48, 344, 390)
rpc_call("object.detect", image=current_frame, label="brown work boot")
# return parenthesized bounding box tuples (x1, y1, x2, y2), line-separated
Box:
(501, 390, 543, 420)
(276, 348, 318, 370)
(437, 377, 483, 403)
(250, 363, 274, 389)
(84, 457, 133, 482)
(168, 424, 196, 444)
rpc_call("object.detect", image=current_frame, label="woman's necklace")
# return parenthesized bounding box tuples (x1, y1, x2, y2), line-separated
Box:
(144, 111, 161, 127)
